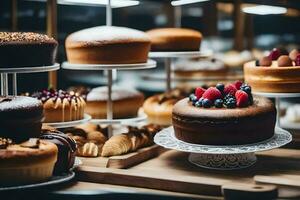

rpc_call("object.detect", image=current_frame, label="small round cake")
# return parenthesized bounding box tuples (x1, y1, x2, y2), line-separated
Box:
(0, 32, 58, 68)
(31, 89, 86, 123)
(244, 48, 300, 93)
(0, 96, 43, 142)
(0, 138, 58, 185)
(65, 26, 151, 64)
(143, 89, 187, 126)
(146, 28, 202, 51)
(172, 82, 276, 145)
(86, 86, 144, 119)
(40, 129, 77, 174)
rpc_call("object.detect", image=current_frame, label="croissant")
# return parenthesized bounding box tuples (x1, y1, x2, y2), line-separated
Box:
(101, 134, 132, 157)
(77, 142, 103, 157)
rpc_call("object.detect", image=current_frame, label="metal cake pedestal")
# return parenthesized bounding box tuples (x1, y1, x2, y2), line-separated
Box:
(154, 126, 292, 170)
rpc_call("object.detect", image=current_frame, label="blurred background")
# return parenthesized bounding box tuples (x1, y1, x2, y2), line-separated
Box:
(0, 0, 299, 93)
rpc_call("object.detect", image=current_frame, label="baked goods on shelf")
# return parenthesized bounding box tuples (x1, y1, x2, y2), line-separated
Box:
(0, 138, 58, 185)
(30, 89, 86, 123)
(86, 86, 144, 119)
(173, 58, 228, 78)
(146, 28, 202, 51)
(0, 96, 43, 142)
(0, 32, 58, 68)
(40, 128, 77, 174)
(216, 50, 254, 69)
(172, 81, 276, 145)
(244, 48, 300, 93)
(143, 89, 188, 126)
(284, 104, 300, 123)
(66, 26, 151, 64)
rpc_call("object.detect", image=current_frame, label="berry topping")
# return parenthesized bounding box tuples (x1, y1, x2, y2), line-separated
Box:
(214, 99, 223, 108)
(224, 84, 237, 95)
(216, 83, 225, 92)
(268, 48, 281, 61)
(234, 81, 243, 90)
(277, 55, 293, 67)
(202, 99, 212, 108)
(259, 56, 272, 67)
(202, 87, 222, 102)
(194, 101, 202, 107)
(224, 94, 236, 109)
(255, 60, 260, 66)
(235, 90, 249, 107)
(189, 94, 198, 102)
(289, 49, 299, 61)
(295, 54, 300, 66)
(240, 83, 252, 95)
(195, 87, 206, 99)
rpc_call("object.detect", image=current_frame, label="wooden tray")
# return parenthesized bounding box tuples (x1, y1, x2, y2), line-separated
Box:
(77, 148, 300, 199)
(78, 145, 165, 169)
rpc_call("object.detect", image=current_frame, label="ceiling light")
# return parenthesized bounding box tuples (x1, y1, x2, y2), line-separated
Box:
(171, 0, 209, 6)
(59, 0, 139, 8)
(242, 5, 287, 15)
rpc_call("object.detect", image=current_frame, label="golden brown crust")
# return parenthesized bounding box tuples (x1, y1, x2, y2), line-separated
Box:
(0, 140, 58, 167)
(146, 28, 202, 51)
(244, 61, 300, 93)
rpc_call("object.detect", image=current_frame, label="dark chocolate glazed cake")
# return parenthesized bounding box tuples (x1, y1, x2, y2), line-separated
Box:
(0, 32, 58, 68)
(172, 81, 277, 145)
(0, 96, 44, 142)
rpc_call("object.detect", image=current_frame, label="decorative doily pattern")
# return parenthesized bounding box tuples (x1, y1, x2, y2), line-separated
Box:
(154, 126, 292, 154)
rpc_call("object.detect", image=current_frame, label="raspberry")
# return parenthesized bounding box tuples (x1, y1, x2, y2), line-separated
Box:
(234, 81, 243, 90)
(224, 84, 237, 95)
(195, 87, 206, 99)
(295, 54, 300, 66)
(202, 87, 222, 102)
(235, 90, 249, 107)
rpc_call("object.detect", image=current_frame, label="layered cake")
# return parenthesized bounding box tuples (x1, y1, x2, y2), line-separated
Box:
(0, 138, 58, 185)
(86, 86, 144, 119)
(143, 89, 188, 126)
(172, 81, 276, 145)
(0, 32, 58, 68)
(146, 28, 202, 51)
(0, 96, 43, 142)
(66, 26, 151, 64)
(244, 48, 300, 93)
(31, 89, 86, 123)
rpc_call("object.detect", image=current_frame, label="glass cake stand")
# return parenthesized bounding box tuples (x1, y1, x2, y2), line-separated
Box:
(44, 114, 92, 129)
(154, 126, 292, 170)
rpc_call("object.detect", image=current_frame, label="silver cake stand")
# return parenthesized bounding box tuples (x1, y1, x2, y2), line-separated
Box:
(154, 126, 292, 170)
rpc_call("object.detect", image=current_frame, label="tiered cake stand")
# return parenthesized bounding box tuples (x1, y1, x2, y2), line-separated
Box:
(149, 50, 213, 92)
(253, 92, 300, 127)
(154, 126, 292, 170)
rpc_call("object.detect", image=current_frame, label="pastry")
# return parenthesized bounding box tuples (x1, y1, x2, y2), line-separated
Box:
(0, 138, 57, 185)
(143, 89, 187, 126)
(101, 134, 132, 157)
(0, 96, 43, 142)
(40, 130, 76, 174)
(86, 86, 144, 119)
(244, 48, 300, 93)
(284, 104, 300, 122)
(146, 28, 202, 51)
(31, 89, 86, 123)
(66, 26, 151, 64)
(0, 32, 57, 68)
(77, 142, 102, 157)
(172, 82, 276, 145)
(217, 50, 254, 69)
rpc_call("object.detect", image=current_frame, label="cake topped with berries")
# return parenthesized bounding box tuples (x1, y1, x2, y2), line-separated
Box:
(172, 81, 276, 145)
(244, 48, 300, 93)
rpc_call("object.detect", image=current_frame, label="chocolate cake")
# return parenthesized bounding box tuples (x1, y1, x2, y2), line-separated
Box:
(0, 32, 58, 68)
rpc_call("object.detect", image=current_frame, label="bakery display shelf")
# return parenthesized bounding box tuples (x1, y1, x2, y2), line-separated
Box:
(79, 145, 165, 169)
(76, 147, 300, 199)
(154, 126, 292, 170)
(0, 171, 75, 192)
(44, 114, 92, 129)
(61, 60, 157, 70)
(149, 50, 213, 58)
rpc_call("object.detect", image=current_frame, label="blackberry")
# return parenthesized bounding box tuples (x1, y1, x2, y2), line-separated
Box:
(214, 99, 223, 108)
(224, 94, 236, 108)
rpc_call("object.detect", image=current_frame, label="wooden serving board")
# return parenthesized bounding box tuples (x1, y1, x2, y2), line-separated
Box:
(76, 148, 300, 199)
(78, 145, 165, 169)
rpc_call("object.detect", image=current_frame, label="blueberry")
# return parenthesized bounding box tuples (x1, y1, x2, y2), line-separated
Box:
(189, 94, 198, 102)
(216, 83, 225, 92)
(255, 60, 260, 66)
(214, 99, 223, 108)
(202, 99, 212, 108)
(240, 84, 252, 94)
(195, 101, 202, 107)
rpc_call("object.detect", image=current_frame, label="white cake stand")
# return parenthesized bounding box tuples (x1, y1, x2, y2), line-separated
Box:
(44, 114, 92, 129)
(149, 50, 212, 92)
(154, 126, 292, 170)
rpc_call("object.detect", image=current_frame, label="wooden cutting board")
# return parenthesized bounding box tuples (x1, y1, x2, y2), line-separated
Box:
(78, 145, 165, 169)
(76, 148, 300, 199)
